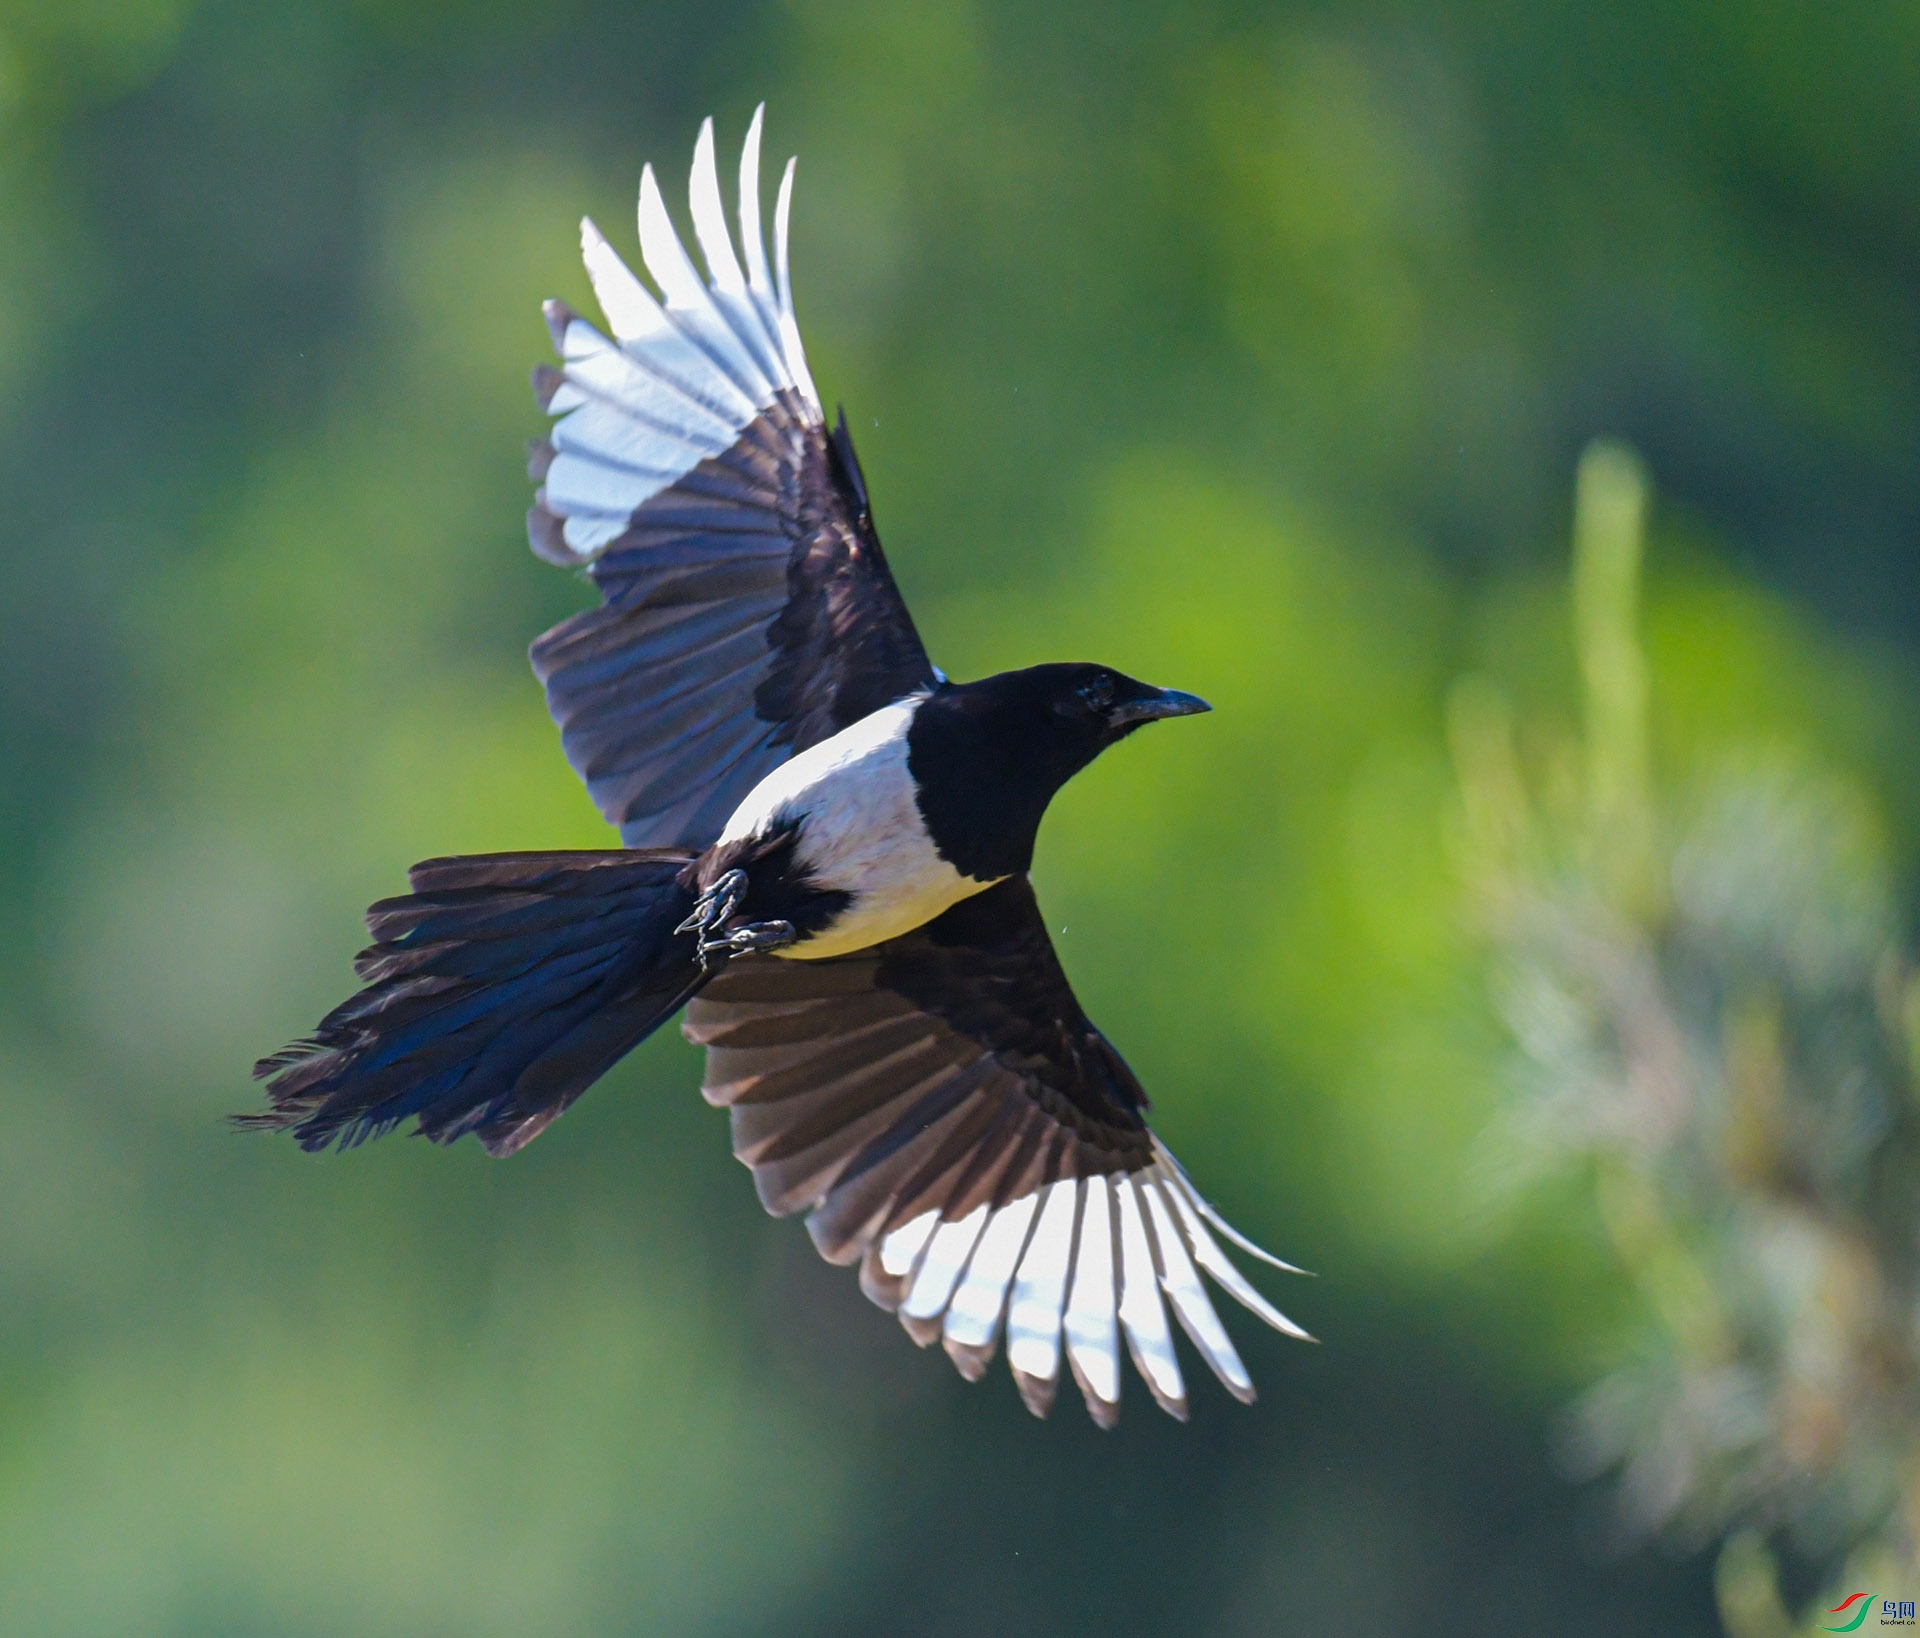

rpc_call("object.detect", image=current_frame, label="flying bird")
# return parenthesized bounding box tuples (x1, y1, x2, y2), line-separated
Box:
(249, 110, 1310, 1426)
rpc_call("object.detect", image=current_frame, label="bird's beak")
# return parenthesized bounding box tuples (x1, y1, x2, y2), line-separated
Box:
(1108, 687, 1212, 726)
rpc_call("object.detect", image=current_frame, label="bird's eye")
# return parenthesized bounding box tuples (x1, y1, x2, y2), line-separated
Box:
(1078, 674, 1115, 712)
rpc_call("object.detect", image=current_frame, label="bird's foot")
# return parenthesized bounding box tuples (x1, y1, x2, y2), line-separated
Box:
(711, 920, 796, 959)
(677, 869, 795, 969)
(678, 869, 748, 939)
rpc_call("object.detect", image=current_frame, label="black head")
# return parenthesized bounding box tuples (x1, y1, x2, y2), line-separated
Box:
(905, 663, 1211, 881)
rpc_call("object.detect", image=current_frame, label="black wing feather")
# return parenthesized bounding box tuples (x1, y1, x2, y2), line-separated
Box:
(530, 392, 936, 850)
(683, 876, 1154, 1261)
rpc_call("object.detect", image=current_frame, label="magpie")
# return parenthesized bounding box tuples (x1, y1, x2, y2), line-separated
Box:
(249, 110, 1310, 1426)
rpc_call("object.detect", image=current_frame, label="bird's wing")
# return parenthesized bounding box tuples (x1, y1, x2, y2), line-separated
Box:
(527, 109, 936, 850)
(682, 876, 1310, 1427)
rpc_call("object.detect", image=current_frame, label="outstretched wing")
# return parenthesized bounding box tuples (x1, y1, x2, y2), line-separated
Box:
(682, 877, 1311, 1427)
(528, 109, 936, 850)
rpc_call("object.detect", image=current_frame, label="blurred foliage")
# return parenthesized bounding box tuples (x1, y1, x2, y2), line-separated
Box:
(1454, 445, 1920, 1634)
(2, 0, 1918, 1633)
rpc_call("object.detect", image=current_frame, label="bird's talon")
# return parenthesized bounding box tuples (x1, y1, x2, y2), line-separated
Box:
(694, 918, 795, 967)
(677, 868, 748, 941)
(723, 920, 795, 956)
(680, 871, 794, 969)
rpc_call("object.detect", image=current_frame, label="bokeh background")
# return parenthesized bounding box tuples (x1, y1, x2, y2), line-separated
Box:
(3, 2, 1918, 1633)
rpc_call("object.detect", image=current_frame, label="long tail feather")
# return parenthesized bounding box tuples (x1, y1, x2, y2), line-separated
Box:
(243, 850, 703, 1155)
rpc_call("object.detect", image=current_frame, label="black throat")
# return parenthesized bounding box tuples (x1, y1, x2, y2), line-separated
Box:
(905, 673, 1116, 882)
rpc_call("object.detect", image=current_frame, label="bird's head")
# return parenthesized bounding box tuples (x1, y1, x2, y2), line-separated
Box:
(906, 663, 1211, 879)
(1039, 662, 1213, 742)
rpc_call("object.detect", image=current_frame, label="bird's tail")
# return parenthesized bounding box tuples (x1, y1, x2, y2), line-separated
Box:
(243, 850, 705, 1156)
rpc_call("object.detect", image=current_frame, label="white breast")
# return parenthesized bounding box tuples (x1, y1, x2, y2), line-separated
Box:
(718, 697, 997, 959)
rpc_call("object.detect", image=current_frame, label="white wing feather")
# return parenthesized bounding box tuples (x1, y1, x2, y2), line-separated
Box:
(871, 1146, 1306, 1425)
(536, 112, 823, 562)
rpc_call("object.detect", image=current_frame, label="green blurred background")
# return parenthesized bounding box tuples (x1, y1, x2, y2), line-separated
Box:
(3, 1, 1917, 1632)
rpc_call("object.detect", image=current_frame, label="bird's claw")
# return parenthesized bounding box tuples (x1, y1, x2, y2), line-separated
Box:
(677, 869, 794, 969)
(677, 869, 748, 939)
(714, 920, 795, 957)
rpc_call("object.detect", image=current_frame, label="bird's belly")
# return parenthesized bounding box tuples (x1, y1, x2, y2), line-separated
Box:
(781, 831, 989, 958)
(717, 698, 997, 959)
